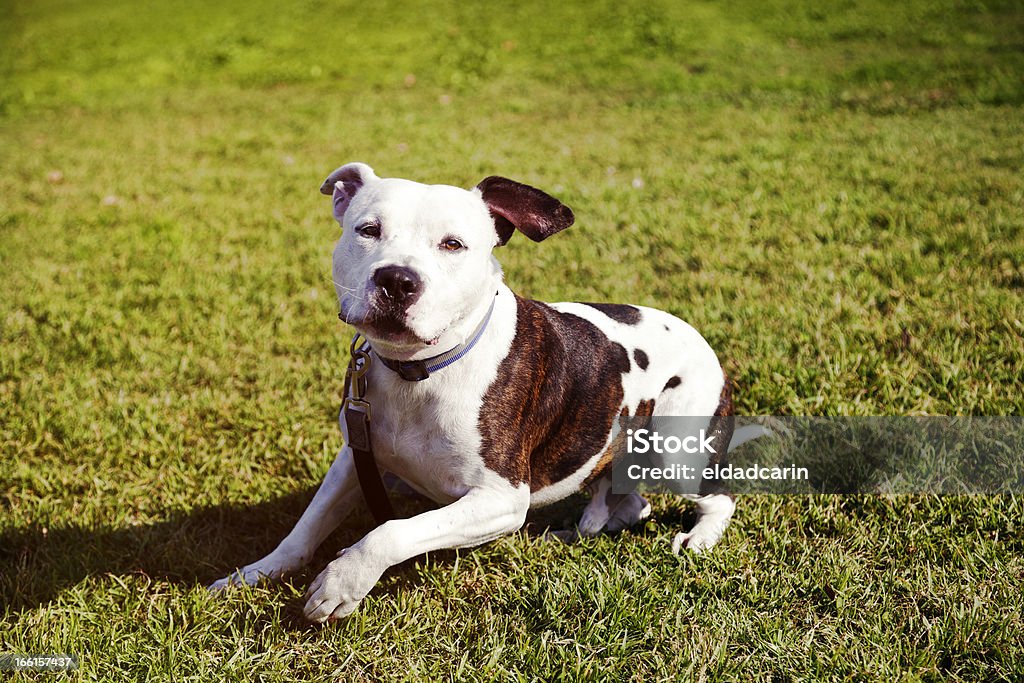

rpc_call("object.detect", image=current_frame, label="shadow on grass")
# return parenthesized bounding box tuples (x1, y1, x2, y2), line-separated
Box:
(1, 487, 325, 615)
(2, 485, 650, 617)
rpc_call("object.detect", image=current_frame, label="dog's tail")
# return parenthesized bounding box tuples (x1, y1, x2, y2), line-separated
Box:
(727, 423, 774, 452)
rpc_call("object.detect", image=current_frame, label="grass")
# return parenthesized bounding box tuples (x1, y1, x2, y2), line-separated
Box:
(2, 0, 1023, 679)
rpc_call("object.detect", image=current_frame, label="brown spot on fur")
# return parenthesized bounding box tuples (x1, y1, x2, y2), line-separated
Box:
(583, 397, 656, 488)
(663, 375, 682, 391)
(699, 376, 735, 496)
(580, 303, 641, 325)
(633, 348, 649, 370)
(635, 398, 655, 417)
(478, 296, 631, 490)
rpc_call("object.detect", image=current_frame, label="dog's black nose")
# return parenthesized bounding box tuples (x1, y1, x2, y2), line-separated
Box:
(373, 265, 423, 306)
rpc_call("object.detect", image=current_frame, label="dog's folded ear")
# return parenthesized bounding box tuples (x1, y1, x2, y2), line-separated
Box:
(475, 176, 575, 246)
(320, 162, 378, 223)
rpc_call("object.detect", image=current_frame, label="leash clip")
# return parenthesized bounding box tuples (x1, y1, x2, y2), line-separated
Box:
(342, 333, 373, 448)
(345, 333, 372, 401)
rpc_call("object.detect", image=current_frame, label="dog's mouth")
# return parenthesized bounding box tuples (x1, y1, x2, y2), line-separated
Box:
(340, 298, 442, 350)
(365, 315, 441, 348)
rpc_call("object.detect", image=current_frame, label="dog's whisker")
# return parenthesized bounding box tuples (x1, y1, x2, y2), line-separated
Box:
(325, 276, 366, 300)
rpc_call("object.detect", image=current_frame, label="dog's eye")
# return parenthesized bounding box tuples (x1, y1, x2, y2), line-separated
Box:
(441, 238, 465, 252)
(355, 222, 381, 239)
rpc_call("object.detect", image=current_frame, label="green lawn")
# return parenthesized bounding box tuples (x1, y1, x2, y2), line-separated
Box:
(2, 0, 1023, 679)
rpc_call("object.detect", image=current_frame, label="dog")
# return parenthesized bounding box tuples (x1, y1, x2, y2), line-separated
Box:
(211, 163, 757, 622)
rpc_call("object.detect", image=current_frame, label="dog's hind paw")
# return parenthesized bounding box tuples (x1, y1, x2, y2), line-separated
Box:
(671, 524, 726, 555)
(605, 493, 652, 533)
(540, 528, 579, 543)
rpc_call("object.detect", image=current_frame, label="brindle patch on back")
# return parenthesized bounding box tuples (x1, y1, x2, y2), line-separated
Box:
(478, 296, 631, 490)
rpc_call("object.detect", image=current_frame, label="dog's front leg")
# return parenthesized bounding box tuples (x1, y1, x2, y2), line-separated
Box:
(210, 446, 362, 590)
(303, 485, 529, 622)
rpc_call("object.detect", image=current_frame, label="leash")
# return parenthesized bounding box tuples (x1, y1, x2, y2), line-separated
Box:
(341, 334, 394, 524)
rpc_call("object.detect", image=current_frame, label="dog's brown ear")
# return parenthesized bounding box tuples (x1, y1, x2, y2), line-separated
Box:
(476, 176, 574, 246)
(320, 162, 378, 223)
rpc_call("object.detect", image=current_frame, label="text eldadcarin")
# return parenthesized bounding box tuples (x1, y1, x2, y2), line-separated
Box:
(624, 428, 808, 482)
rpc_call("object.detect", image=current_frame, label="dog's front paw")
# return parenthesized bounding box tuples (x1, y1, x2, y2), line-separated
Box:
(303, 549, 383, 623)
(208, 549, 304, 591)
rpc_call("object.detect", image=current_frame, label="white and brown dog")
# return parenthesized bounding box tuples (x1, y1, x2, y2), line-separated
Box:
(211, 163, 754, 621)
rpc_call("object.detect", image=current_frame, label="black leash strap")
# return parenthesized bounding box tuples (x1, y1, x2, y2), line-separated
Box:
(342, 335, 394, 524)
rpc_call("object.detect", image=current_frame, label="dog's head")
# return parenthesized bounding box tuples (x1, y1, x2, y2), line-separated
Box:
(321, 163, 574, 358)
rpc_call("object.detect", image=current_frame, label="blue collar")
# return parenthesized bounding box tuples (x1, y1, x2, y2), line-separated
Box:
(374, 294, 497, 381)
